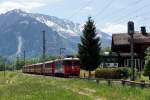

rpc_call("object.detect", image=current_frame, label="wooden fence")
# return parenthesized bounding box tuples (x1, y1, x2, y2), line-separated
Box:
(69, 76, 150, 89)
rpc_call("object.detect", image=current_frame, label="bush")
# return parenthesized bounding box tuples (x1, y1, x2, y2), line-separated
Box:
(95, 67, 131, 79)
(144, 47, 150, 80)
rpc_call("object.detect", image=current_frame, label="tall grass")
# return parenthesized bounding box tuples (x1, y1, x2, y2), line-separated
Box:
(0, 71, 150, 100)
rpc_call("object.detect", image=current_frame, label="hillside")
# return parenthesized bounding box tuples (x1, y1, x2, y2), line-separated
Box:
(0, 72, 150, 100)
(0, 9, 111, 57)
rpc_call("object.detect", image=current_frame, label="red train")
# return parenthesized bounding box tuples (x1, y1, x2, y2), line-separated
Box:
(22, 58, 80, 77)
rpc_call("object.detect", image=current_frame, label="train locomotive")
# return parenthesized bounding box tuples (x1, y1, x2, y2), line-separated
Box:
(22, 58, 80, 77)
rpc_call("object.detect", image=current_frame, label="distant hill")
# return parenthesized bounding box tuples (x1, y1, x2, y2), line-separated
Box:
(0, 9, 111, 57)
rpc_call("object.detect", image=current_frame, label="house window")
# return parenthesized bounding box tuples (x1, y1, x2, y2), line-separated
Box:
(127, 59, 140, 68)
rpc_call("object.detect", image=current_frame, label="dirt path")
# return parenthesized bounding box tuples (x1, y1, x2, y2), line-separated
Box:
(63, 85, 106, 100)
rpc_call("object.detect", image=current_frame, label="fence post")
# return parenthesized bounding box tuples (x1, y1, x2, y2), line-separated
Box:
(140, 80, 145, 89)
(96, 78, 99, 84)
(121, 79, 125, 86)
(107, 79, 111, 86)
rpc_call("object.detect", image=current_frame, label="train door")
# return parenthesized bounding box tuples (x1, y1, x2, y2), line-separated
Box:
(54, 60, 64, 75)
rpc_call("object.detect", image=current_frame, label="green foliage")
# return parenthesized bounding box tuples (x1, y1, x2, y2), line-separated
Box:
(144, 47, 150, 79)
(0, 56, 7, 71)
(78, 17, 101, 71)
(16, 59, 25, 70)
(101, 47, 111, 53)
(0, 54, 58, 71)
(95, 67, 131, 79)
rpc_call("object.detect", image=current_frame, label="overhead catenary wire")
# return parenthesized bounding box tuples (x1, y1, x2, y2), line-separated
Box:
(95, 0, 143, 23)
(68, 0, 94, 19)
(94, 0, 115, 21)
(92, 0, 150, 34)
(66, 0, 150, 33)
(68, 0, 142, 24)
(110, 0, 150, 24)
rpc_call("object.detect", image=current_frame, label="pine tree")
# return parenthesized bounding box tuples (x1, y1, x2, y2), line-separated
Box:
(78, 17, 101, 77)
(144, 47, 150, 80)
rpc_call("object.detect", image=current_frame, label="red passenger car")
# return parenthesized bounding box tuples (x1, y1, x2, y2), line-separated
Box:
(22, 58, 80, 77)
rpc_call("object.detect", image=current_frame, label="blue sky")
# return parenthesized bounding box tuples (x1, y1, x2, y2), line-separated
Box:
(0, 0, 150, 35)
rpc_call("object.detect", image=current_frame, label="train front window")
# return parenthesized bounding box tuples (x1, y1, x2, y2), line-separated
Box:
(63, 60, 71, 66)
(63, 60, 80, 67)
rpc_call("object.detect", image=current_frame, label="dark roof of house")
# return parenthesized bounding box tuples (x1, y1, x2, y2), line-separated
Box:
(112, 33, 150, 45)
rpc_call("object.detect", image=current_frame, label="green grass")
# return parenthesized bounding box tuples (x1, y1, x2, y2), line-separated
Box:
(0, 71, 150, 100)
(140, 73, 150, 82)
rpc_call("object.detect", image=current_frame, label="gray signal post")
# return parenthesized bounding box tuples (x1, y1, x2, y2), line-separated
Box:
(60, 48, 66, 59)
(128, 21, 135, 81)
(3, 61, 6, 80)
(131, 32, 134, 81)
(42, 30, 46, 75)
(23, 50, 26, 66)
(16, 55, 19, 72)
(59, 48, 65, 75)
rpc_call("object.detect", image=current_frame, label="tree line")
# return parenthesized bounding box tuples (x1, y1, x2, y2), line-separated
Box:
(0, 55, 58, 71)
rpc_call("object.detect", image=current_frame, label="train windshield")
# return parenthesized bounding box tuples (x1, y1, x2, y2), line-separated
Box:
(63, 60, 80, 66)
(63, 60, 71, 65)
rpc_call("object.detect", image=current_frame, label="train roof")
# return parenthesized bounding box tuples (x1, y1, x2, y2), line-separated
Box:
(63, 58, 79, 60)
(45, 60, 53, 64)
(24, 62, 43, 67)
(54, 58, 79, 61)
(23, 58, 79, 67)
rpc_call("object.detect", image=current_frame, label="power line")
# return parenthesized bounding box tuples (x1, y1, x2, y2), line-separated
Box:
(95, 0, 143, 23)
(95, 0, 115, 20)
(111, 0, 150, 24)
(68, 0, 94, 19)
(133, 0, 143, 4)
(67, 0, 150, 34)
(133, 9, 150, 22)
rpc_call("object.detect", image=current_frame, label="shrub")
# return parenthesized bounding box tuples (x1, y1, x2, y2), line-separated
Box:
(144, 47, 150, 80)
(95, 67, 130, 79)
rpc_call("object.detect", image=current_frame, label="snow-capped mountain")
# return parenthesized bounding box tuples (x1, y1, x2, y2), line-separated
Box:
(0, 9, 111, 57)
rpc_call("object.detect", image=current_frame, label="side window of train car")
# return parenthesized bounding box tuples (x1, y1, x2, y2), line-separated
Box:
(45, 63, 49, 68)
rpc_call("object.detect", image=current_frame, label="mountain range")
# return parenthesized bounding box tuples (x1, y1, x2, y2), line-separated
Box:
(0, 9, 111, 57)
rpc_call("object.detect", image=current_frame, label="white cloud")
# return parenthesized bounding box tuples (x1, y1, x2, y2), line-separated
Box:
(83, 6, 92, 11)
(101, 23, 127, 35)
(83, 0, 91, 1)
(0, 0, 63, 13)
(0, 1, 45, 13)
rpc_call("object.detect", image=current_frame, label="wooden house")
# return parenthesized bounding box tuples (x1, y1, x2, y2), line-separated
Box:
(111, 27, 150, 70)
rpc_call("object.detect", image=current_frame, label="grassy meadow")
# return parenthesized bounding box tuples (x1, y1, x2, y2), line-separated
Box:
(0, 71, 150, 100)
